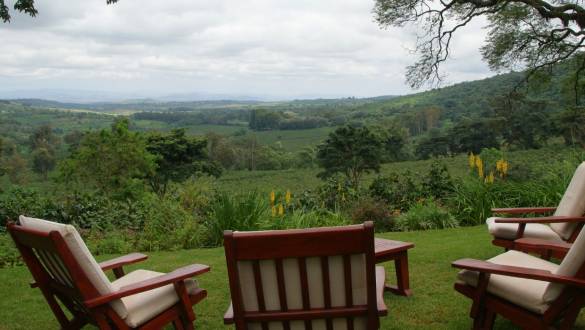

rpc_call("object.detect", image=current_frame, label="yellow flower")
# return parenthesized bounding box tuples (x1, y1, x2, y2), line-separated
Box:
(468, 153, 476, 169)
(502, 161, 509, 175)
(285, 190, 291, 204)
(270, 191, 275, 205)
(278, 204, 284, 216)
(475, 157, 484, 178)
(271, 206, 276, 217)
(487, 171, 495, 184)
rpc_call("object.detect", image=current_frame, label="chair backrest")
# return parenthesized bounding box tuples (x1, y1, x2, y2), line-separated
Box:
(223, 222, 378, 330)
(550, 162, 585, 240)
(11, 216, 127, 318)
(544, 221, 585, 302)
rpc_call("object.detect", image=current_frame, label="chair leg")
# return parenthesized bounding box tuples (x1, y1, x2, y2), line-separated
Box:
(483, 310, 496, 330)
(558, 295, 585, 330)
(173, 319, 185, 330)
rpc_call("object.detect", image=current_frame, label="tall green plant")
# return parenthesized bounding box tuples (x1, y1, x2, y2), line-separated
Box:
(206, 192, 268, 246)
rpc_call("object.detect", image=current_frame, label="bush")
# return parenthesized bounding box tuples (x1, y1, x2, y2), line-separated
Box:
(395, 199, 459, 231)
(268, 209, 350, 230)
(86, 230, 133, 255)
(421, 160, 454, 199)
(369, 172, 421, 211)
(0, 187, 61, 228)
(205, 192, 268, 246)
(349, 198, 395, 232)
(138, 196, 204, 251)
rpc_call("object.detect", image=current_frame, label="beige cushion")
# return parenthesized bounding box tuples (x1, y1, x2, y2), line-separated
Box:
(458, 250, 560, 314)
(486, 217, 563, 241)
(545, 225, 585, 302)
(18, 216, 127, 317)
(238, 255, 369, 330)
(111, 269, 199, 328)
(550, 162, 585, 240)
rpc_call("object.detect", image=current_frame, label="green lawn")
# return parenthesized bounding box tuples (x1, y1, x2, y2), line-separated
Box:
(2, 226, 584, 329)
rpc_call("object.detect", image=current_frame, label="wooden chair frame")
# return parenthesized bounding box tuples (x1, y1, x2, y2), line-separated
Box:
(223, 221, 387, 329)
(490, 207, 585, 259)
(7, 222, 210, 330)
(452, 241, 585, 330)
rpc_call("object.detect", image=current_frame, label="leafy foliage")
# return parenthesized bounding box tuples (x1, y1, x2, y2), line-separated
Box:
(146, 129, 221, 196)
(316, 126, 384, 188)
(395, 199, 458, 231)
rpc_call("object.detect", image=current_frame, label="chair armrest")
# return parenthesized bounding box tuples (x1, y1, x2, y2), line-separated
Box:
(224, 302, 234, 324)
(452, 259, 585, 287)
(494, 216, 585, 224)
(85, 264, 210, 308)
(99, 253, 148, 271)
(492, 207, 556, 215)
(514, 238, 572, 254)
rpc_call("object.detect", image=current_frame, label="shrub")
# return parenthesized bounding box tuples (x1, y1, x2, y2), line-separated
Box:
(369, 172, 421, 211)
(421, 160, 454, 199)
(0, 187, 61, 228)
(86, 230, 133, 255)
(395, 199, 459, 231)
(268, 209, 350, 230)
(349, 198, 395, 232)
(138, 196, 204, 251)
(205, 192, 268, 247)
(315, 177, 359, 211)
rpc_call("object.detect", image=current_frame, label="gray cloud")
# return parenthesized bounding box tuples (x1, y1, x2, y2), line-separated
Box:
(0, 0, 493, 99)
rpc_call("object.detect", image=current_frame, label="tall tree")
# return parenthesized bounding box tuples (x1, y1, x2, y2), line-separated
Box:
(146, 129, 221, 197)
(316, 126, 384, 189)
(60, 118, 156, 199)
(29, 124, 59, 150)
(31, 147, 55, 180)
(374, 0, 585, 89)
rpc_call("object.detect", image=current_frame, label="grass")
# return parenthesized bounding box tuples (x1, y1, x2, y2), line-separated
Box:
(1, 225, 584, 329)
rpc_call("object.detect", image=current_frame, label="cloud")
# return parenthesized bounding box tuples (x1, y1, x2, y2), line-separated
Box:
(0, 0, 493, 99)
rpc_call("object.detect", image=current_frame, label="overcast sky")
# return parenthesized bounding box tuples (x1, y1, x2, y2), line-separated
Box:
(0, 0, 494, 100)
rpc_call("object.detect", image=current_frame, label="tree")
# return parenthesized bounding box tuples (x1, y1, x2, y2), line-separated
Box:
(556, 106, 585, 147)
(374, 0, 585, 89)
(1, 0, 118, 22)
(61, 118, 156, 199)
(29, 124, 59, 150)
(146, 129, 221, 197)
(316, 126, 384, 189)
(31, 147, 55, 179)
(447, 118, 501, 154)
(491, 92, 554, 149)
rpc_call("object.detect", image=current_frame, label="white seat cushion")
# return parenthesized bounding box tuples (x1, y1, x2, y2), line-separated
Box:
(486, 217, 563, 241)
(18, 216, 126, 317)
(458, 250, 560, 314)
(112, 269, 199, 328)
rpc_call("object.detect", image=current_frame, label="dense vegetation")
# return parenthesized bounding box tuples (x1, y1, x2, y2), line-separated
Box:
(1, 66, 585, 268)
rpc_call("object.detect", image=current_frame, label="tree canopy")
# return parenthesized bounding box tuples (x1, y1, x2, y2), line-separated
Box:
(316, 126, 384, 189)
(374, 0, 585, 89)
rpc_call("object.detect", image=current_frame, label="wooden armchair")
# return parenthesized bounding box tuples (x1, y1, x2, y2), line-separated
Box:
(452, 225, 585, 329)
(487, 162, 585, 258)
(8, 216, 210, 329)
(223, 221, 388, 329)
